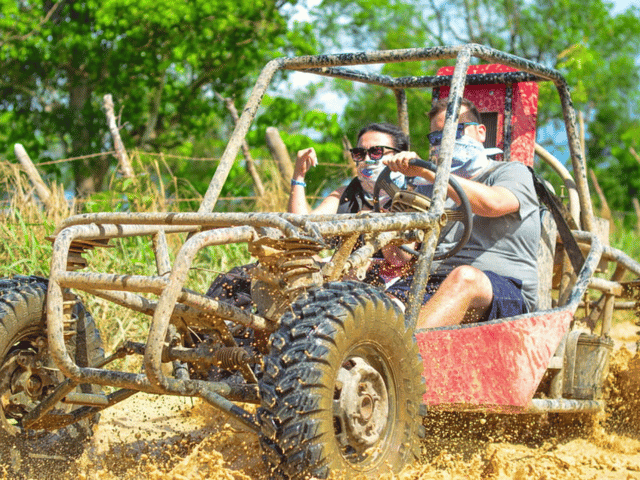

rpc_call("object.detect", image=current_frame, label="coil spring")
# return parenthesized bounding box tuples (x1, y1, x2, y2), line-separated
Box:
(214, 346, 250, 370)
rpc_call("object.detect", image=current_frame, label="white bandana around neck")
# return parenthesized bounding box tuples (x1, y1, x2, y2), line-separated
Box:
(356, 156, 406, 206)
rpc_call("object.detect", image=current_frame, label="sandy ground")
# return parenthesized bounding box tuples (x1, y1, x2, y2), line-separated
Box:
(5, 322, 640, 480)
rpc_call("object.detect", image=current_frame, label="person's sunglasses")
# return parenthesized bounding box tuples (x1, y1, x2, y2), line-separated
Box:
(428, 122, 479, 146)
(349, 145, 401, 163)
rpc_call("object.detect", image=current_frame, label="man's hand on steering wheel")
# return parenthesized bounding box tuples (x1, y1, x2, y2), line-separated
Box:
(372, 153, 472, 261)
(383, 151, 433, 179)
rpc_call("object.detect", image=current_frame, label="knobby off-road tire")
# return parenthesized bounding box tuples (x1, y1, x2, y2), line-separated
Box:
(258, 282, 424, 479)
(0, 276, 104, 474)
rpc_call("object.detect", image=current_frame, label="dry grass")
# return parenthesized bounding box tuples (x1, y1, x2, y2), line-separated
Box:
(0, 158, 261, 354)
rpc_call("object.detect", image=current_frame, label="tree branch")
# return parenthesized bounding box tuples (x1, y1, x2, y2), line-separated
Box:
(103, 94, 134, 178)
(0, 1, 63, 47)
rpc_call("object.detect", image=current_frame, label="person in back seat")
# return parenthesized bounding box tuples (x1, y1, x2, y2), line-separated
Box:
(289, 122, 415, 286)
(384, 98, 540, 329)
(289, 122, 408, 215)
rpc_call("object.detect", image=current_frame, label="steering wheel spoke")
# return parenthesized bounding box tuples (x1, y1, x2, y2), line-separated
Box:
(372, 159, 472, 260)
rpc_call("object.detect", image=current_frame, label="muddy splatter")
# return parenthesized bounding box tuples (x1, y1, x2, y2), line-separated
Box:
(4, 325, 640, 480)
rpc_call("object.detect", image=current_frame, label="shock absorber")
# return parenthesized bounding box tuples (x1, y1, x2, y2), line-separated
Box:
(247, 236, 324, 320)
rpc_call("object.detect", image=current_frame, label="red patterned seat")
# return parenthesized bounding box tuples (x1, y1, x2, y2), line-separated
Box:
(434, 64, 539, 166)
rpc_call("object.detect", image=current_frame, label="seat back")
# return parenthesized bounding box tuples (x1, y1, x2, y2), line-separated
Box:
(537, 206, 557, 310)
(433, 64, 539, 166)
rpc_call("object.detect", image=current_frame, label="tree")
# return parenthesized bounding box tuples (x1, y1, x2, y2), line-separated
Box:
(303, 0, 640, 213)
(0, 0, 312, 196)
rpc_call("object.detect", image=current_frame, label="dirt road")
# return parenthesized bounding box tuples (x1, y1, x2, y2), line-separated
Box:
(6, 322, 640, 480)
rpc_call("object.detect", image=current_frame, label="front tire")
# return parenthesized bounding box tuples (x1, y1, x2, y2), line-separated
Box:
(0, 276, 104, 474)
(258, 282, 424, 479)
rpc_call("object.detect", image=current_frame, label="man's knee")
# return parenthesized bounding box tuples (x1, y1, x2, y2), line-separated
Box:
(445, 266, 493, 303)
(446, 265, 485, 288)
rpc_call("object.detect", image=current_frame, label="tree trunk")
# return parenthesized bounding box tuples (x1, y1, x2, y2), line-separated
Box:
(265, 127, 294, 192)
(141, 73, 166, 148)
(104, 94, 134, 178)
(68, 64, 109, 196)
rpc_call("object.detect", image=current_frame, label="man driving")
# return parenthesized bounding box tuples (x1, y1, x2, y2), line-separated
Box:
(383, 97, 540, 330)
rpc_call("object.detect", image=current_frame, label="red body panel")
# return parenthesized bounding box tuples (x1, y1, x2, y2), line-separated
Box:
(436, 64, 539, 166)
(416, 310, 573, 411)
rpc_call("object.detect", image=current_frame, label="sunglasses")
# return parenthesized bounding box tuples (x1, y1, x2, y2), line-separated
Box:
(428, 122, 479, 146)
(349, 145, 401, 163)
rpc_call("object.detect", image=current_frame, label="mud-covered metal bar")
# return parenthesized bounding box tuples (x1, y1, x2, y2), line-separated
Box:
(144, 227, 257, 393)
(152, 229, 171, 275)
(58, 271, 270, 330)
(55, 211, 307, 240)
(395, 89, 410, 137)
(281, 45, 461, 70)
(298, 67, 541, 90)
(535, 143, 581, 224)
(564, 232, 604, 309)
(200, 58, 285, 213)
(403, 46, 473, 331)
(525, 398, 605, 413)
(555, 80, 595, 232)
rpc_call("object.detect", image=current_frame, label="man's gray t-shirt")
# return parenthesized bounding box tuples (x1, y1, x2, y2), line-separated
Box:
(429, 160, 540, 311)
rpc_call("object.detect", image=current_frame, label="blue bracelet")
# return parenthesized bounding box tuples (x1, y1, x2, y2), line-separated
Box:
(291, 179, 306, 187)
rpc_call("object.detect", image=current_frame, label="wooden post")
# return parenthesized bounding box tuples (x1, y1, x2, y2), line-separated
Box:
(588, 169, 611, 221)
(103, 94, 134, 178)
(14, 144, 53, 210)
(214, 92, 265, 197)
(578, 111, 586, 160)
(265, 127, 294, 191)
(633, 198, 640, 234)
(342, 135, 357, 178)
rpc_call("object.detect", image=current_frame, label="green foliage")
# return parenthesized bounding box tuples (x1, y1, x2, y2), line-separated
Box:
(248, 96, 348, 198)
(590, 120, 640, 224)
(0, 0, 310, 197)
(2, 0, 639, 217)
(307, 0, 640, 215)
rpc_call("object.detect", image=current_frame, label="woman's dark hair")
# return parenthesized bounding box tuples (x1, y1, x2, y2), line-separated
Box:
(356, 122, 410, 151)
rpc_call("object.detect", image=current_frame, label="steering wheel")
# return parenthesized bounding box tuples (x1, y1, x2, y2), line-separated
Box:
(372, 158, 472, 261)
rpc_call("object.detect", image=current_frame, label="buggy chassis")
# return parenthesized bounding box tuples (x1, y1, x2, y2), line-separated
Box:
(2, 43, 640, 478)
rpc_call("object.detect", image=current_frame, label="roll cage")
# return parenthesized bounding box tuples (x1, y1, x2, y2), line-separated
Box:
(40, 43, 640, 425)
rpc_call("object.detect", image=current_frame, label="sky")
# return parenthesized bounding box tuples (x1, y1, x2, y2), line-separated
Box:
(611, 0, 635, 14)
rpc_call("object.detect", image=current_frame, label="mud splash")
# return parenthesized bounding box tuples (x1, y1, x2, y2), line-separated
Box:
(4, 329, 640, 480)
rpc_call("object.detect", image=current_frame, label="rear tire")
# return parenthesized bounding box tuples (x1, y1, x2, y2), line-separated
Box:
(0, 276, 104, 475)
(258, 282, 424, 479)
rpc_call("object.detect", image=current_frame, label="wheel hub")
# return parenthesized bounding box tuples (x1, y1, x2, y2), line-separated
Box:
(335, 357, 389, 450)
(0, 338, 58, 432)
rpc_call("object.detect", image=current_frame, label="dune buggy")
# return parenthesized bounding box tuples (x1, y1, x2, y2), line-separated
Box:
(1, 43, 639, 479)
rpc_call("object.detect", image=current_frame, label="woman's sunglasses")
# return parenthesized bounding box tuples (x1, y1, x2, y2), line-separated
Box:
(349, 145, 401, 163)
(428, 122, 479, 146)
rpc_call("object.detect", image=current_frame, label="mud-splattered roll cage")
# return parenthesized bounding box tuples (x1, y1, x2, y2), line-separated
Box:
(40, 44, 640, 432)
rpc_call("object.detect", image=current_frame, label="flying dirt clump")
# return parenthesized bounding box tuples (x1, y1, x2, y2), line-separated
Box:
(605, 346, 640, 436)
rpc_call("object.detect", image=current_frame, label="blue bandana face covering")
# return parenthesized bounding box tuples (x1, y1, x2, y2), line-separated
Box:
(430, 135, 493, 179)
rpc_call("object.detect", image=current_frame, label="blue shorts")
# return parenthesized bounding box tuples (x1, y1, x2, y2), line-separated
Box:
(385, 270, 527, 322)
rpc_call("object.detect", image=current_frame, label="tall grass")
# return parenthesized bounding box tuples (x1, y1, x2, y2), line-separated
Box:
(610, 220, 640, 264)
(0, 160, 263, 352)
(2, 157, 639, 351)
